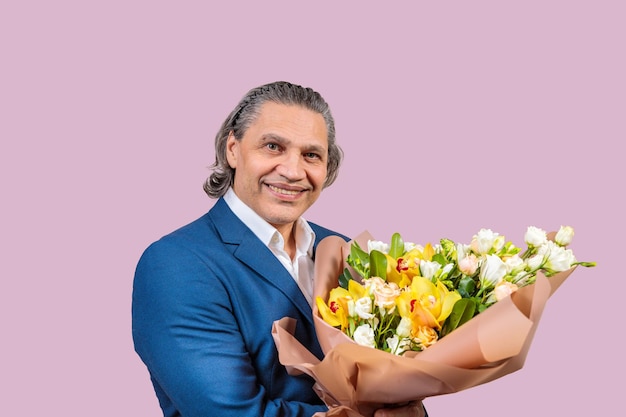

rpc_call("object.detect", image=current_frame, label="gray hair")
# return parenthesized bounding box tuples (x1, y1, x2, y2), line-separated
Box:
(203, 81, 343, 198)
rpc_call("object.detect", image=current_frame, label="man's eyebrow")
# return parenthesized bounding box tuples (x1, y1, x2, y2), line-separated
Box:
(260, 133, 289, 144)
(260, 134, 327, 154)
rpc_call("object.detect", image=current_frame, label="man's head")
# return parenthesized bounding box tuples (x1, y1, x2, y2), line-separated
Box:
(204, 81, 342, 199)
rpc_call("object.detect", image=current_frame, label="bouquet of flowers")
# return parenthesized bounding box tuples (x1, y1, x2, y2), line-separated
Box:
(272, 226, 595, 417)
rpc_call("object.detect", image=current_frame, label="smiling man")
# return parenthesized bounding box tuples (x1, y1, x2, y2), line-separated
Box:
(132, 81, 426, 417)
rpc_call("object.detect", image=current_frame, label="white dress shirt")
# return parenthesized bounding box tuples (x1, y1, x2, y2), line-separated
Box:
(223, 188, 316, 305)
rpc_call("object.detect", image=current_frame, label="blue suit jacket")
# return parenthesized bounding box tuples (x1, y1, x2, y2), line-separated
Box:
(132, 197, 348, 417)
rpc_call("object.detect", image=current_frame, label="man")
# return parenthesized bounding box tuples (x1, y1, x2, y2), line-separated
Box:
(132, 81, 426, 417)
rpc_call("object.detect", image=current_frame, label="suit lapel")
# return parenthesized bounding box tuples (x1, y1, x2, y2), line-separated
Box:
(208, 198, 314, 323)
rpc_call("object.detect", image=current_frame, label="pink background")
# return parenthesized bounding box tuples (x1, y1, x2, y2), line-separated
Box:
(2, 1, 624, 416)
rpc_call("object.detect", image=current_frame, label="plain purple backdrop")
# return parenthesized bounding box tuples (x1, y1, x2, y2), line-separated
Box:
(2, 1, 624, 416)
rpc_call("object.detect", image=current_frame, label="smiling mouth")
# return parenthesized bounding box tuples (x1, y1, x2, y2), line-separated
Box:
(267, 184, 304, 196)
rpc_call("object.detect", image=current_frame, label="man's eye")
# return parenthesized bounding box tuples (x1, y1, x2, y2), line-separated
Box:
(266, 143, 280, 151)
(305, 152, 320, 159)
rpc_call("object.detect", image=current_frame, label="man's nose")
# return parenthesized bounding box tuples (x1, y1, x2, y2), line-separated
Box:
(276, 152, 305, 180)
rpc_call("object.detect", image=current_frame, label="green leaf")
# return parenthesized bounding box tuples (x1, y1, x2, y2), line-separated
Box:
(370, 250, 388, 279)
(440, 298, 476, 337)
(338, 268, 353, 290)
(347, 242, 370, 279)
(432, 253, 447, 266)
(389, 233, 404, 259)
(457, 276, 477, 298)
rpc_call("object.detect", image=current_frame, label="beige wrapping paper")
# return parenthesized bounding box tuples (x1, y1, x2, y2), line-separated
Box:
(271, 232, 576, 417)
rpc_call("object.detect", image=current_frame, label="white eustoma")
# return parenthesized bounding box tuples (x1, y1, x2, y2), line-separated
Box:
(368, 240, 389, 254)
(353, 324, 376, 348)
(542, 241, 577, 272)
(555, 225, 575, 246)
(404, 242, 421, 252)
(440, 263, 455, 280)
(479, 254, 508, 287)
(420, 260, 441, 280)
(525, 226, 548, 247)
(354, 296, 375, 320)
(471, 228, 500, 254)
(504, 254, 526, 275)
(386, 334, 411, 355)
(396, 316, 412, 338)
(511, 271, 531, 286)
(526, 253, 545, 271)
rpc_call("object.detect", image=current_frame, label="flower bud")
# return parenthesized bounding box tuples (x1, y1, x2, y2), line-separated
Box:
(524, 226, 548, 247)
(555, 225, 575, 246)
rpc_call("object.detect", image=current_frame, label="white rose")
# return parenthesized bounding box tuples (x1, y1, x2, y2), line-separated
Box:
(525, 226, 548, 247)
(372, 281, 400, 310)
(555, 225, 575, 246)
(353, 324, 376, 348)
(354, 296, 375, 320)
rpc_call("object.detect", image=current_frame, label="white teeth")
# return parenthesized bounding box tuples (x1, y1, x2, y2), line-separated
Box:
(268, 185, 300, 195)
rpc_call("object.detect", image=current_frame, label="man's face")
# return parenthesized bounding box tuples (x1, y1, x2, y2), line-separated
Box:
(226, 101, 329, 233)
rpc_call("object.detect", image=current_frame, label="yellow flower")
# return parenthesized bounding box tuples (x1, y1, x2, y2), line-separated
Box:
(413, 325, 439, 348)
(396, 276, 461, 331)
(316, 280, 367, 331)
(386, 246, 433, 287)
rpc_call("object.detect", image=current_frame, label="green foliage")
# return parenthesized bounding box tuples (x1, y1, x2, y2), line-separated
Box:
(339, 268, 353, 290)
(389, 233, 404, 259)
(369, 250, 387, 279)
(440, 298, 477, 337)
(346, 241, 370, 279)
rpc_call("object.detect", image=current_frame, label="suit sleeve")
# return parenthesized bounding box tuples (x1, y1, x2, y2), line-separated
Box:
(131, 239, 326, 417)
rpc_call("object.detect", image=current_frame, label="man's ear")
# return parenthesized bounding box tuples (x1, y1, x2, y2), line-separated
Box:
(225, 132, 238, 168)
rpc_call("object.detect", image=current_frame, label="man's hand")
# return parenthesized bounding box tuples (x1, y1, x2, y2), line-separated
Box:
(374, 401, 426, 417)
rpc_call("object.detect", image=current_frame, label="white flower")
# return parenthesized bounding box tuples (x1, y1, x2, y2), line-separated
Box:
(440, 263, 454, 280)
(526, 253, 545, 271)
(504, 254, 526, 275)
(456, 243, 469, 259)
(404, 242, 421, 252)
(525, 226, 548, 247)
(353, 324, 376, 348)
(367, 240, 389, 254)
(396, 316, 412, 338)
(510, 271, 531, 286)
(419, 260, 441, 280)
(555, 225, 575, 246)
(479, 254, 508, 288)
(386, 334, 411, 355)
(354, 296, 375, 320)
(471, 229, 500, 254)
(542, 241, 577, 272)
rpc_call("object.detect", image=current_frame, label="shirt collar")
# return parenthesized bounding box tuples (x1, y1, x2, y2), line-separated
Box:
(223, 188, 315, 256)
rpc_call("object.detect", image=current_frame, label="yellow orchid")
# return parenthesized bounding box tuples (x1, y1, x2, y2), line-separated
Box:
(316, 280, 368, 331)
(386, 245, 435, 287)
(396, 276, 461, 332)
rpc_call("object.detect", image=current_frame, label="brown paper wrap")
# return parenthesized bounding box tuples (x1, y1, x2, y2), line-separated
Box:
(272, 232, 576, 417)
